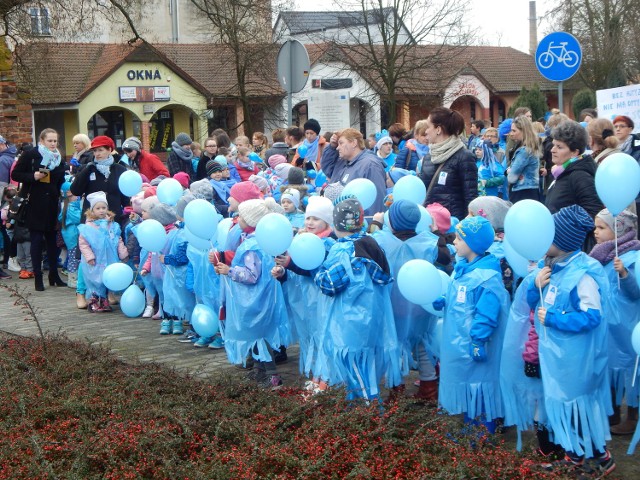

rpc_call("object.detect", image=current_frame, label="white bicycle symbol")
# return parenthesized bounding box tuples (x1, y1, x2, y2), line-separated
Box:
(537, 42, 579, 69)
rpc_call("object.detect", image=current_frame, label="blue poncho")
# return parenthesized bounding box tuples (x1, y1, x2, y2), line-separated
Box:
(162, 227, 195, 320)
(186, 244, 221, 311)
(78, 220, 122, 299)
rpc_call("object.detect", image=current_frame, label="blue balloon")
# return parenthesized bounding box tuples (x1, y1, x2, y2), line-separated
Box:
(255, 213, 293, 256)
(397, 259, 441, 305)
(120, 285, 146, 317)
(595, 153, 640, 216)
(248, 152, 263, 163)
(184, 226, 213, 251)
(118, 170, 142, 197)
(137, 219, 167, 252)
(307, 169, 317, 179)
(342, 178, 377, 210)
(504, 200, 555, 261)
(503, 237, 530, 278)
(288, 232, 325, 270)
(216, 218, 233, 250)
(637, 251, 640, 291)
(632, 322, 640, 355)
(315, 170, 327, 187)
(191, 304, 219, 338)
(297, 144, 308, 158)
(157, 178, 184, 206)
(184, 199, 219, 240)
(393, 175, 426, 204)
(416, 206, 433, 233)
(421, 270, 450, 317)
(102, 263, 134, 292)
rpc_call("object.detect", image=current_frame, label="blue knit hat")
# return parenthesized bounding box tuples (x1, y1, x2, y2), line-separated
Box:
(455, 216, 495, 254)
(389, 199, 420, 232)
(552, 205, 594, 252)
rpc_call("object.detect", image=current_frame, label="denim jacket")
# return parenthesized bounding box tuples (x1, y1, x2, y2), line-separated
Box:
(507, 146, 539, 191)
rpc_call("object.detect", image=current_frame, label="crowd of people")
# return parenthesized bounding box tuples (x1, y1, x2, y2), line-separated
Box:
(1, 107, 639, 479)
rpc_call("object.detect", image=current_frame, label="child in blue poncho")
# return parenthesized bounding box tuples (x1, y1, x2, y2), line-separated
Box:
(214, 197, 290, 389)
(314, 196, 399, 401)
(530, 205, 615, 476)
(590, 208, 640, 436)
(58, 181, 82, 288)
(372, 199, 439, 401)
(436, 216, 509, 432)
(280, 188, 305, 231)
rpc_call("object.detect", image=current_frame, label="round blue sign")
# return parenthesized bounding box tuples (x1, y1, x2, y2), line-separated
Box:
(535, 32, 582, 82)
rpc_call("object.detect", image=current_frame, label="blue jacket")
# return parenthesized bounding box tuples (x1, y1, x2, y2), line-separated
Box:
(0, 145, 17, 184)
(508, 146, 539, 191)
(58, 200, 82, 249)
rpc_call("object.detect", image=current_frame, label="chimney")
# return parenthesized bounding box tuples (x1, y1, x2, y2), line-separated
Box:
(529, 1, 537, 56)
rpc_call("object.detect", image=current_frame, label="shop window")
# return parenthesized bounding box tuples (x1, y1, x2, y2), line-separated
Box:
(29, 7, 51, 36)
(470, 100, 476, 121)
(88, 111, 125, 147)
(149, 109, 174, 153)
(206, 107, 231, 136)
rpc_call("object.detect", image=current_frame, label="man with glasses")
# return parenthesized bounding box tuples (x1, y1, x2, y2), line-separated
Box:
(122, 136, 169, 182)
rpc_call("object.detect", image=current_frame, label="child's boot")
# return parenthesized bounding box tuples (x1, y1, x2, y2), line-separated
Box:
(142, 303, 154, 318)
(76, 293, 88, 309)
(414, 379, 439, 402)
(610, 406, 638, 435)
(100, 297, 113, 313)
(107, 291, 119, 305)
(87, 294, 100, 312)
(152, 305, 164, 320)
(171, 319, 184, 335)
(159, 319, 172, 335)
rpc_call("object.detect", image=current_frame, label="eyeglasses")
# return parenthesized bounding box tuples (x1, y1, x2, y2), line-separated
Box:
(614, 124, 630, 130)
(205, 144, 217, 148)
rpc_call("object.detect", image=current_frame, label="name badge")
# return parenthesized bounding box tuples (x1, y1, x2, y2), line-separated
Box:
(456, 285, 466, 303)
(341, 173, 350, 184)
(438, 171, 448, 185)
(90, 173, 96, 181)
(544, 285, 558, 306)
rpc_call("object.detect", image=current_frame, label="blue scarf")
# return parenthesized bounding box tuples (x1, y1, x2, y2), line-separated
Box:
(209, 179, 231, 204)
(303, 136, 320, 164)
(38, 144, 61, 170)
(408, 139, 430, 158)
(95, 155, 114, 179)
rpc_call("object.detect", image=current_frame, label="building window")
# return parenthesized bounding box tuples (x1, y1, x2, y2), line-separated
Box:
(29, 7, 51, 36)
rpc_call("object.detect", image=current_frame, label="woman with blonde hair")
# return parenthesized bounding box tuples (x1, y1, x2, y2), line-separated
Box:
(507, 115, 542, 202)
(587, 118, 620, 166)
(70, 133, 93, 173)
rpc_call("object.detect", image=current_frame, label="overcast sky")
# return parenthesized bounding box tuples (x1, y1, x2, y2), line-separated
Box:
(293, 0, 555, 54)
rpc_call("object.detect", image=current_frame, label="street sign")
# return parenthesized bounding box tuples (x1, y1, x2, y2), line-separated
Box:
(277, 39, 310, 94)
(535, 32, 582, 82)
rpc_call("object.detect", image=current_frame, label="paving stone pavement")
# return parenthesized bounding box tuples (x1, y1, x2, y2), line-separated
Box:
(0, 278, 303, 385)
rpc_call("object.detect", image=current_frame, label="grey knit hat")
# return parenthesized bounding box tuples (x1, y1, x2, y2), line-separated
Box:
(175, 132, 193, 146)
(149, 202, 177, 226)
(189, 179, 214, 202)
(141, 195, 160, 213)
(468, 196, 512, 232)
(287, 167, 305, 186)
(122, 137, 142, 152)
(175, 192, 195, 219)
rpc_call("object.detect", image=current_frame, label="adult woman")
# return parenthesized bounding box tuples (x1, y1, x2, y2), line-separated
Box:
(588, 118, 620, 166)
(70, 135, 129, 225)
(418, 107, 478, 219)
(196, 136, 218, 180)
(506, 115, 541, 202)
(613, 115, 640, 161)
(375, 135, 396, 172)
(11, 128, 67, 291)
(69, 133, 93, 174)
(395, 119, 429, 172)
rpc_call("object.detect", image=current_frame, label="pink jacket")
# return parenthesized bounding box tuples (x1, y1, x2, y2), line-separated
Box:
(78, 221, 128, 263)
(521, 310, 539, 364)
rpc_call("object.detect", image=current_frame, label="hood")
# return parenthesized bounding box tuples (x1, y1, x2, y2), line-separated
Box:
(454, 252, 501, 279)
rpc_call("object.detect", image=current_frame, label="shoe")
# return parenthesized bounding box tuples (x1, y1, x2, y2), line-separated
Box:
(194, 336, 214, 347)
(152, 307, 163, 320)
(107, 291, 119, 305)
(414, 379, 439, 402)
(87, 294, 103, 313)
(66, 271, 77, 288)
(48, 270, 67, 287)
(591, 450, 616, 477)
(208, 335, 225, 349)
(76, 293, 87, 309)
(100, 297, 113, 313)
(274, 347, 288, 364)
(142, 305, 154, 318)
(541, 454, 584, 473)
(610, 407, 638, 435)
(0, 268, 11, 279)
(258, 374, 283, 390)
(34, 274, 44, 291)
(177, 329, 198, 343)
(7, 257, 21, 272)
(19, 270, 29, 279)
(171, 320, 184, 335)
(235, 357, 254, 370)
(159, 320, 172, 335)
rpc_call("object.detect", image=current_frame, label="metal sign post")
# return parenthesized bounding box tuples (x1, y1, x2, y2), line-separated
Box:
(535, 32, 582, 113)
(276, 39, 310, 125)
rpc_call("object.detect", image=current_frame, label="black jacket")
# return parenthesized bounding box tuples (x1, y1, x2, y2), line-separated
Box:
(544, 156, 603, 218)
(11, 148, 66, 232)
(418, 147, 478, 219)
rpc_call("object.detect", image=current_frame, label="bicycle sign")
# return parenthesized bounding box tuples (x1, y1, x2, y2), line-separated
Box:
(535, 32, 582, 82)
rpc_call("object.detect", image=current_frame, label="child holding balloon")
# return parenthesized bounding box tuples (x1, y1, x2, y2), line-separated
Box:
(589, 208, 640, 436)
(528, 205, 615, 476)
(136, 196, 160, 318)
(280, 188, 305, 231)
(77, 191, 128, 313)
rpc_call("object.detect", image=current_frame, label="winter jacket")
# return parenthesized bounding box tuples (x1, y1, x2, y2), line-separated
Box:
(135, 150, 169, 181)
(167, 150, 195, 183)
(544, 156, 603, 218)
(0, 145, 17, 184)
(394, 141, 424, 172)
(264, 143, 290, 163)
(418, 147, 478, 220)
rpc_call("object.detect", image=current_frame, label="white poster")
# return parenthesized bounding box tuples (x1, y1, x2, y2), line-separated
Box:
(596, 84, 640, 133)
(308, 90, 350, 133)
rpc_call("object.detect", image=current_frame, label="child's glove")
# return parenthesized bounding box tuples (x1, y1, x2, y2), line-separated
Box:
(469, 341, 487, 362)
(524, 361, 541, 378)
(432, 296, 446, 311)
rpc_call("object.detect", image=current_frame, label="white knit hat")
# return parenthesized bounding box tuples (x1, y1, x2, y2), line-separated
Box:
(86, 191, 108, 210)
(305, 196, 334, 226)
(238, 197, 283, 228)
(281, 188, 300, 209)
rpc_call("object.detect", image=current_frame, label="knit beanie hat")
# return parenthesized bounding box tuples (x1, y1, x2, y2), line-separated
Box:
(596, 208, 638, 237)
(552, 205, 595, 252)
(86, 191, 108, 210)
(150, 176, 165, 187)
(141, 195, 160, 213)
(375, 136, 393, 151)
(281, 188, 300, 209)
(131, 192, 145, 214)
(214, 154, 228, 167)
(275, 163, 293, 180)
(206, 160, 224, 176)
(268, 154, 287, 169)
(389, 199, 421, 232)
(249, 174, 269, 193)
(305, 196, 334, 225)
(175, 192, 195, 219)
(238, 197, 281, 228)
(144, 186, 157, 198)
(122, 137, 142, 152)
(303, 118, 321, 135)
(190, 179, 213, 202)
(175, 132, 192, 146)
(229, 181, 262, 204)
(426, 203, 451, 233)
(455, 216, 495, 255)
(288, 167, 305, 186)
(322, 182, 345, 204)
(173, 172, 190, 189)
(333, 196, 364, 232)
(468, 196, 512, 232)
(149, 202, 177, 226)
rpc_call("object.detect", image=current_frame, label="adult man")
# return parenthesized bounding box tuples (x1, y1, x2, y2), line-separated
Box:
(121, 137, 169, 182)
(467, 120, 485, 150)
(264, 128, 289, 161)
(0, 136, 17, 184)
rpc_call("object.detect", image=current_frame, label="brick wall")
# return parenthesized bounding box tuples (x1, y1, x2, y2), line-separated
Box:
(0, 40, 33, 145)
